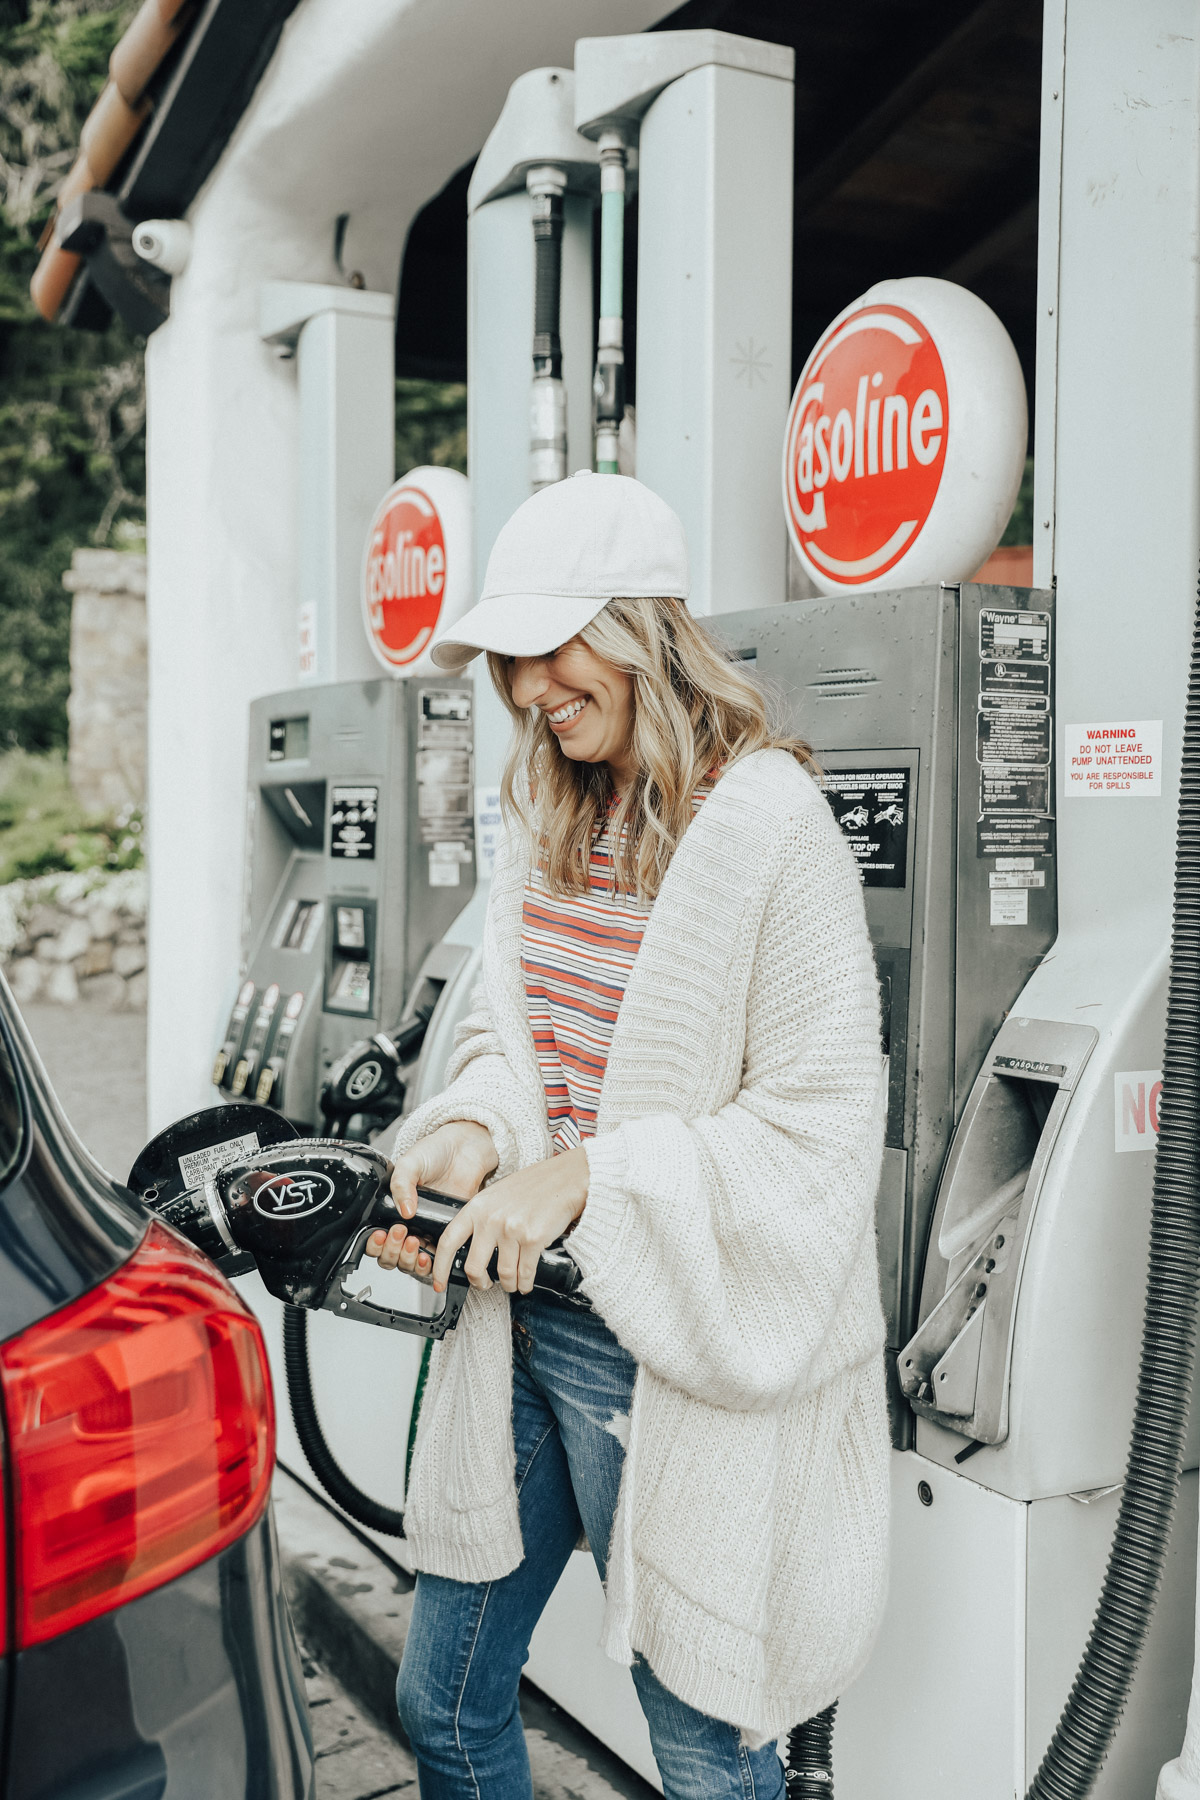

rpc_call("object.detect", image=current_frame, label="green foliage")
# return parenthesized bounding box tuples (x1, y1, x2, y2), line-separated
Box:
(1000, 456, 1035, 546)
(0, 0, 144, 753)
(0, 746, 142, 883)
(395, 379, 467, 477)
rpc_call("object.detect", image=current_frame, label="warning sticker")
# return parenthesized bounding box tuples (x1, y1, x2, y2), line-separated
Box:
(979, 610, 1050, 662)
(822, 769, 910, 889)
(179, 1132, 261, 1189)
(980, 661, 1050, 709)
(1114, 1069, 1162, 1152)
(990, 889, 1028, 926)
(980, 766, 1050, 816)
(990, 869, 1046, 889)
(978, 817, 1055, 858)
(977, 711, 1051, 767)
(417, 687, 475, 850)
(1064, 720, 1162, 798)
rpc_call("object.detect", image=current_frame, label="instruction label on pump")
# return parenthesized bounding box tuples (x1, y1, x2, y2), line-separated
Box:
(822, 768, 910, 887)
(1115, 1070, 1162, 1152)
(1064, 721, 1161, 797)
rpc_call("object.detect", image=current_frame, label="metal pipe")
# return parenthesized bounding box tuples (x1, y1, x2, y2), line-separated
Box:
(528, 164, 568, 489)
(594, 130, 627, 474)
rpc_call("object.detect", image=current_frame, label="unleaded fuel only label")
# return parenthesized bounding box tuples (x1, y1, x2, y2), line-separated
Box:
(823, 769, 911, 888)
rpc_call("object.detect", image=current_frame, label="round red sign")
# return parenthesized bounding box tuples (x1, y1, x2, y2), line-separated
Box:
(784, 302, 949, 587)
(363, 483, 447, 668)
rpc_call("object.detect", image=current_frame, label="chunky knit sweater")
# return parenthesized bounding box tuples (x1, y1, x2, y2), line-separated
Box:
(393, 748, 890, 1745)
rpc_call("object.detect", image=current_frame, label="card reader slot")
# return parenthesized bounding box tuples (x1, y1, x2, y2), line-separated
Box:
(898, 1017, 1097, 1445)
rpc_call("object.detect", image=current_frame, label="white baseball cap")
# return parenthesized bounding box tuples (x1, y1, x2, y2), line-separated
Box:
(429, 471, 690, 671)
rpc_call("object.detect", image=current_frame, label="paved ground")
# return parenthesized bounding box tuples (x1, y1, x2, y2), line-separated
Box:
(276, 1470, 654, 1800)
(18, 999, 148, 1179)
(301, 1640, 417, 1799)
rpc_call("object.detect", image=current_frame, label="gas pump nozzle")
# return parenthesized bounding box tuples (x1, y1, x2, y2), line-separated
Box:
(135, 1128, 586, 1340)
(318, 1005, 435, 1138)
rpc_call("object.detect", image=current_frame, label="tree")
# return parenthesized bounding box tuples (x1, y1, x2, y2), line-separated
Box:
(0, 0, 143, 753)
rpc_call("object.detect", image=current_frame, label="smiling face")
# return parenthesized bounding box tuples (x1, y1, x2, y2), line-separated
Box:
(509, 637, 636, 788)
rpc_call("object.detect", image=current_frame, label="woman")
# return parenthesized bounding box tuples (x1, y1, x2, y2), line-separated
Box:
(365, 472, 890, 1799)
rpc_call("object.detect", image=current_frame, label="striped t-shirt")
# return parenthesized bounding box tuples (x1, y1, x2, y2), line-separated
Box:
(521, 785, 713, 1152)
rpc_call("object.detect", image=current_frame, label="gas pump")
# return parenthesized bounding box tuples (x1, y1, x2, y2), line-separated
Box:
(717, 578, 1057, 1437)
(211, 675, 476, 1136)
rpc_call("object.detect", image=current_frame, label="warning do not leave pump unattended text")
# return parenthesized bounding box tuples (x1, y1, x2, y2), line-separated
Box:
(1063, 720, 1162, 798)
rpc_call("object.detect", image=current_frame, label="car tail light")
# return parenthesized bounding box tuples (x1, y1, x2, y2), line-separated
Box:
(2, 1220, 274, 1647)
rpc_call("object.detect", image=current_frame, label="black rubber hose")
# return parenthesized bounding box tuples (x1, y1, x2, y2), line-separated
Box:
(531, 190, 563, 379)
(282, 1305, 407, 1538)
(785, 1702, 837, 1797)
(1026, 572, 1200, 1799)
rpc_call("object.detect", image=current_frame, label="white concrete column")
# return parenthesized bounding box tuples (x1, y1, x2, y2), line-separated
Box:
(1024, 4, 1200, 1795)
(1044, 0, 1200, 945)
(634, 56, 793, 616)
(261, 283, 395, 684)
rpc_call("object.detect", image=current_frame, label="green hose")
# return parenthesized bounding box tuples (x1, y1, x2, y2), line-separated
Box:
(405, 1338, 433, 1490)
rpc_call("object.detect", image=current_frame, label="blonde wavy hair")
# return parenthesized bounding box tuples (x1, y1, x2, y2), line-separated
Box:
(487, 597, 815, 900)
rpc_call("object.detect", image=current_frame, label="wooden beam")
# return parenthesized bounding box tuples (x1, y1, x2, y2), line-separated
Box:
(942, 195, 1038, 282)
(793, 0, 1012, 219)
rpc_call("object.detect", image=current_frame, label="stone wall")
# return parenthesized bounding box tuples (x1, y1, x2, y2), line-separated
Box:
(64, 548, 147, 815)
(1, 870, 147, 1010)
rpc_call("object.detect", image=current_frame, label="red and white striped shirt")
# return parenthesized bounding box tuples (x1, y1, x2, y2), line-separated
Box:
(521, 785, 713, 1151)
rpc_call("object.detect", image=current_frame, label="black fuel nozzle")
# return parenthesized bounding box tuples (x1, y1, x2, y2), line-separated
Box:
(319, 1006, 435, 1139)
(131, 1114, 585, 1340)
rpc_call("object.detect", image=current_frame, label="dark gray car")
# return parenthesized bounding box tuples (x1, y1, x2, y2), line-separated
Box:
(0, 983, 314, 1799)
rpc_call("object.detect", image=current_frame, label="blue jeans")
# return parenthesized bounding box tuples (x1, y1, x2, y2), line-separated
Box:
(396, 1293, 785, 1799)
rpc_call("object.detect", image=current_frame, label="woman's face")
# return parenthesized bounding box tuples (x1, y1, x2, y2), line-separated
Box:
(509, 638, 636, 784)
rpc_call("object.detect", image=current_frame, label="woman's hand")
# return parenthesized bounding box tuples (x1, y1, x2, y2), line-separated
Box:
(429, 1146, 589, 1297)
(364, 1120, 499, 1280)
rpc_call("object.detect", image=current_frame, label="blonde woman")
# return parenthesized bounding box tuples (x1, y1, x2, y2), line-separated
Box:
(365, 473, 890, 1800)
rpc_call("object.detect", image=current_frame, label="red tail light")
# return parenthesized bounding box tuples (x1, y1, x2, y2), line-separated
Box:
(2, 1220, 275, 1647)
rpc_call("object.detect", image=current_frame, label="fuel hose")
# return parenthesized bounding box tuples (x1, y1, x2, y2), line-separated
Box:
(1026, 570, 1200, 1798)
(283, 1305, 408, 1537)
(594, 130, 627, 475)
(785, 1702, 837, 1796)
(528, 165, 568, 490)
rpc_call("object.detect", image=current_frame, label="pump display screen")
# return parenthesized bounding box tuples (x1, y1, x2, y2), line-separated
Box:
(269, 716, 310, 761)
(823, 768, 911, 888)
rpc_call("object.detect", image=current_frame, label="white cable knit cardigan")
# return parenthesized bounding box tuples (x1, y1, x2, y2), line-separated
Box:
(393, 748, 890, 1745)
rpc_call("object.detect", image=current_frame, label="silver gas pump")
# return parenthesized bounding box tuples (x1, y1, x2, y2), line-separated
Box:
(716, 580, 1058, 1439)
(212, 677, 476, 1134)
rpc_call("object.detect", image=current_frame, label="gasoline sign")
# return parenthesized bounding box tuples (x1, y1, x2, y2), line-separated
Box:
(361, 465, 471, 676)
(783, 277, 1027, 595)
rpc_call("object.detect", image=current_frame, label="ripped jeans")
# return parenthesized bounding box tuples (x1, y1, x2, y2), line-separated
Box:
(396, 1291, 785, 1800)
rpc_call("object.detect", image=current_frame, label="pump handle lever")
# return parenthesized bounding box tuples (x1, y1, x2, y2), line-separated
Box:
(386, 1184, 586, 1301)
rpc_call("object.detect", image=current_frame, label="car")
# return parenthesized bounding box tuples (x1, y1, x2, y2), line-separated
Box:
(0, 980, 315, 1799)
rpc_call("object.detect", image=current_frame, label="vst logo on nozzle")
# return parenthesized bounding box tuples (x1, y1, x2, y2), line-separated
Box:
(251, 1169, 337, 1220)
(782, 277, 1028, 596)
